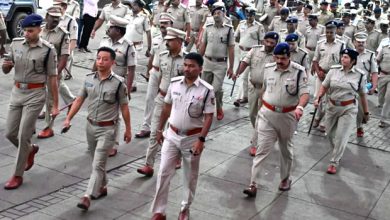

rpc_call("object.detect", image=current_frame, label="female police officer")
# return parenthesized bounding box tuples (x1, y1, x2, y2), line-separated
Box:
(315, 48, 370, 174)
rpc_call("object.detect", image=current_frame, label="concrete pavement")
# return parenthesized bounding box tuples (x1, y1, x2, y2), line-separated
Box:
(0, 28, 390, 220)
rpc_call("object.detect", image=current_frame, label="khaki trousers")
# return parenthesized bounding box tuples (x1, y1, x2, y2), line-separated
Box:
(141, 69, 159, 131)
(236, 50, 249, 100)
(248, 83, 263, 146)
(202, 58, 227, 110)
(378, 75, 390, 121)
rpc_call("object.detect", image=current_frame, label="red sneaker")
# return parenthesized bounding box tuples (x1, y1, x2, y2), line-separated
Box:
(137, 165, 154, 177)
(327, 164, 337, 174)
(249, 146, 257, 157)
(356, 128, 364, 137)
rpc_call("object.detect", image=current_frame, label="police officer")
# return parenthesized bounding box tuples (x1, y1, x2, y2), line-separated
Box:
(66, 0, 81, 20)
(124, 0, 152, 56)
(353, 32, 378, 137)
(269, 7, 289, 33)
(90, 0, 128, 39)
(285, 33, 309, 75)
(186, 0, 209, 52)
(314, 48, 369, 174)
(151, 0, 165, 27)
(243, 42, 309, 197)
(318, 1, 334, 25)
(258, 0, 281, 31)
(378, 20, 389, 43)
(233, 6, 264, 107)
(312, 20, 345, 131)
(98, 15, 136, 156)
(297, 4, 313, 34)
(137, 28, 187, 177)
(341, 9, 365, 39)
(364, 17, 381, 52)
(64, 47, 131, 210)
(2, 14, 59, 190)
(377, 37, 390, 128)
(150, 53, 215, 220)
(305, 13, 324, 69)
(199, 4, 234, 120)
(165, 0, 191, 43)
(335, 21, 355, 49)
(136, 13, 174, 139)
(233, 32, 278, 157)
(38, 6, 72, 139)
(280, 16, 306, 48)
(330, 2, 340, 18)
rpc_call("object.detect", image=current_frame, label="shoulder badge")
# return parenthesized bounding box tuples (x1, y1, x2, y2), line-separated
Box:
(252, 45, 263, 48)
(335, 38, 344, 44)
(291, 61, 305, 71)
(298, 47, 308, 54)
(112, 73, 125, 83)
(199, 78, 214, 90)
(41, 39, 54, 49)
(317, 38, 326, 45)
(354, 67, 365, 75)
(265, 62, 277, 68)
(343, 35, 351, 40)
(330, 64, 342, 69)
(159, 50, 169, 56)
(223, 23, 233, 28)
(274, 15, 281, 19)
(124, 39, 134, 47)
(12, 37, 24, 42)
(171, 75, 184, 82)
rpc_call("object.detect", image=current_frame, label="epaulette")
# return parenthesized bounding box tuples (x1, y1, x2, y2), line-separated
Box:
(199, 78, 214, 90)
(104, 3, 111, 7)
(354, 67, 365, 75)
(376, 29, 381, 33)
(12, 37, 24, 42)
(112, 73, 125, 82)
(64, 14, 73, 20)
(343, 35, 351, 40)
(179, 3, 187, 9)
(41, 39, 55, 49)
(330, 64, 342, 69)
(366, 49, 374, 54)
(201, 4, 208, 9)
(335, 38, 344, 44)
(252, 45, 263, 48)
(58, 26, 70, 35)
(123, 38, 134, 46)
(224, 16, 231, 21)
(318, 24, 325, 28)
(254, 21, 261, 26)
(240, 20, 246, 23)
(291, 61, 305, 71)
(86, 71, 97, 76)
(171, 75, 184, 82)
(265, 62, 277, 68)
(206, 23, 214, 27)
(159, 50, 169, 56)
(298, 47, 308, 54)
(274, 16, 281, 19)
(223, 23, 233, 28)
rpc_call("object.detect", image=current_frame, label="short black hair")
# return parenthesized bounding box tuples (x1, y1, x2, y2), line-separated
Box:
(185, 52, 204, 67)
(112, 26, 127, 36)
(97, 46, 116, 60)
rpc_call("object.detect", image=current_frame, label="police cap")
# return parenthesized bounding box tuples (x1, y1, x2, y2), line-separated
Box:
(273, 42, 290, 55)
(264, 31, 279, 41)
(21, 14, 43, 28)
(285, 33, 299, 42)
(340, 48, 359, 61)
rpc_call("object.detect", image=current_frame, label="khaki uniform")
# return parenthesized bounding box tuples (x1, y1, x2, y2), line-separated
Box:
(151, 76, 215, 214)
(79, 72, 128, 198)
(305, 25, 325, 63)
(269, 16, 287, 33)
(280, 30, 306, 48)
(186, 4, 209, 52)
(152, 2, 165, 25)
(312, 3, 320, 13)
(66, 0, 81, 19)
(313, 38, 345, 121)
(202, 23, 235, 110)
(204, 15, 232, 26)
(235, 20, 265, 101)
(251, 62, 309, 187)
(141, 35, 166, 132)
(377, 44, 390, 121)
(336, 34, 354, 49)
(99, 3, 128, 22)
(145, 50, 186, 167)
(356, 50, 377, 128)
(322, 65, 365, 166)
(124, 11, 151, 50)
(318, 10, 334, 25)
(297, 15, 310, 34)
(167, 4, 190, 31)
(41, 26, 73, 130)
(365, 30, 381, 52)
(379, 32, 388, 44)
(6, 38, 57, 177)
(259, 4, 278, 30)
(290, 47, 309, 72)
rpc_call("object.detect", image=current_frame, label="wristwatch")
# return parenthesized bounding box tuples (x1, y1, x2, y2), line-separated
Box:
(364, 112, 369, 115)
(198, 136, 206, 142)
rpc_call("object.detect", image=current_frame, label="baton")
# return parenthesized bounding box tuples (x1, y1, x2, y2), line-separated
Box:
(230, 79, 236, 97)
(47, 102, 74, 129)
(307, 107, 317, 136)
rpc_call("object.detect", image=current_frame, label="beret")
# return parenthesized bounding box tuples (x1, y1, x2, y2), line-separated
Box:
(274, 42, 290, 55)
(21, 14, 43, 28)
(305, 4, 313, 10)
(320, 1, 329, 5)
(285, 33, 299, 42)
(286, 16, 298, 23)
(264, 31, 279, 41)
(336, 20, 344, 27)
(374, 7, 382, 13)
(340, 48, 359, 60)
(280, 7, 290, 14)
(325, 20, 338, 28)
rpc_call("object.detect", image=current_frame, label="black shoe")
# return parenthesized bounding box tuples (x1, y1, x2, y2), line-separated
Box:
(243, 185, 257, 197)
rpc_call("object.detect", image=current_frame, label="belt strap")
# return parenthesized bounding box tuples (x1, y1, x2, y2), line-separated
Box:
(330, 99, 355, 106)
(262, 100, 296, 113)
(15, 82, 45, 89)
(88, 118, 116, 127)
(170, 125, 202, 136)
(205, 56, 227, 62)
(133, 41, 142, 46)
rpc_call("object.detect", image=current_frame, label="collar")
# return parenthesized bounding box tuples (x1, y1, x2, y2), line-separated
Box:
(45, 26, 60, 33)
(273, 61, 293, 72)
(169, 49, 185, 58)
(22, 38, 43, 47)
(111, 36, 125, 44)
(111, 3, 122, 8)
(94, 72, 115, 80)
(179, 76, 201, 87)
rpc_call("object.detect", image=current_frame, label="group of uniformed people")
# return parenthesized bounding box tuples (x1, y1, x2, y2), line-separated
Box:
(1, 0, 390, 219)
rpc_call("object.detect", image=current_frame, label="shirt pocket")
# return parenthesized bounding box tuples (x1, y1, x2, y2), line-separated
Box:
(188, 96, 205, 118)
(250, 31, 259, 41)
(103, 91, 117, 104)
(31, 58, 45, 74)
(285, 78, 298, 95)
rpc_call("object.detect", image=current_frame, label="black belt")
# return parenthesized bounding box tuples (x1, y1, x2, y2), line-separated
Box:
(205, 56, 227, 62)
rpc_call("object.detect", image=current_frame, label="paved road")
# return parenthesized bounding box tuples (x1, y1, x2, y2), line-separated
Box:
(0, 28, 389, 220)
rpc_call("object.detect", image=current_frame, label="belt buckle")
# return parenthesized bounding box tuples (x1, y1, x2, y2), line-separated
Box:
(274, 106, 283, 113)
(335, 101, 341, 106)
(177, 129, 186, 136)
(19, 83, 28, 89)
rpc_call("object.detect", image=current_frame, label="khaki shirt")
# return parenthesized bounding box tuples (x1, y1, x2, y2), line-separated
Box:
(365, 30, 381, 52)
(124, 12, 150, 42)
(41, 26, 70, 56)
(356, 49, 378, 77)
(236, 20, 264, 48)
(100, 36, 137, 77)
(313, 38, 345, 72)
(337, 35, 354, 49)
(165, 76, 215, 130)
(377, 44, 390, 72)
(152, 3, 165, 25)
(151, 34, 164, 56)
(260, 4, 278, 27)
(99, 3, 128, 22)
(322, 65, 366, 100)
(305, 25, 325, 49)
(167, 4, 190, 31)
(280, 30, 306, 48)
(269, 16, 287, 33)
(344, 24, 356, 39)
(59, 14, 78, 40)
(66, 0, 81, 19)
(79, 72, 128, 122)
(9, 38, 57, 83)
(204, 15, 232, 27)
(153, 50, 186, 92)
(290, 48, 309, 71)
(379, 32, 388, 44)
(297, 15, 310, 34)
(242, 45, 274, 85)
(203, 23, 235, 58)
(318, 10, 334, 25)
(262, 62, 309, 107)
(189, 5, 209, 31)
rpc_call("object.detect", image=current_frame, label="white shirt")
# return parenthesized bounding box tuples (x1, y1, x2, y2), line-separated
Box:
(83, 0, 98, 17)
